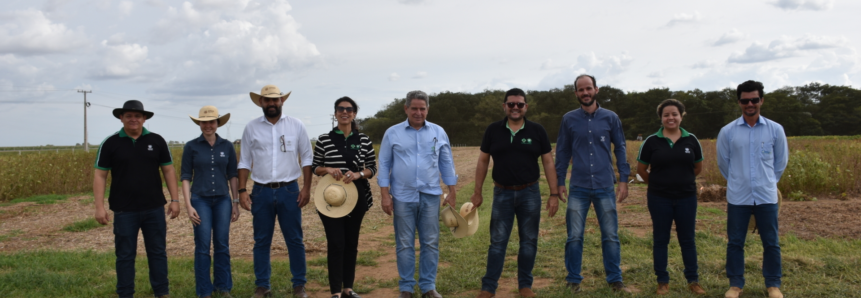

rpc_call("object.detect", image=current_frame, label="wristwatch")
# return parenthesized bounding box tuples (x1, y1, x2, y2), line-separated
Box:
(359, 171, 365, 179)
(238, 188, 247, 193)
(232, 199, 239, 204)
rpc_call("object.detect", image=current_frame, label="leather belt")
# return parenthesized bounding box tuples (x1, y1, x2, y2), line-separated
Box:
(493, 180, 538, 191)
(254, 180, 297, 189)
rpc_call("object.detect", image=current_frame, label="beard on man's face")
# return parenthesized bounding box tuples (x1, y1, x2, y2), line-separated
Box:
(578, 96, 595, 107)
(263, 105, 281, 118)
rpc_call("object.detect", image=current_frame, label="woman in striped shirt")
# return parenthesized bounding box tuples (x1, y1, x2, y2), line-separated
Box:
(312, 97, 377, 298)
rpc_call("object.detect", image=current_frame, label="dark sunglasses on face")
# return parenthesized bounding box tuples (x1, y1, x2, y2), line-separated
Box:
(738, 97, 761, 105)
(336, 107, 354, 113)
(505, 102, 526, 109)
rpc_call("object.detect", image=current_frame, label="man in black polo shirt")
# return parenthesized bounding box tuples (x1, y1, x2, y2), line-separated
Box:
(471, 88, 560, 298)
(93, 100, 180, 298)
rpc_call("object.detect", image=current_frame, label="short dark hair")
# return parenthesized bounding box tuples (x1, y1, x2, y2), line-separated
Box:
(574, 74, 597, 88)
(656, 99, 686, 118)
(503, 88, 527, 103)
(334, 96, 359, 132)
(736, 80, 764, 99)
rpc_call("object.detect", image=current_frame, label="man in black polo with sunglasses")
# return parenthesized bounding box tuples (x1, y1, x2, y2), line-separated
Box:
(471, 88, 559, 298)
(717, 80, 788, 298)
(238, 84, 314, 298)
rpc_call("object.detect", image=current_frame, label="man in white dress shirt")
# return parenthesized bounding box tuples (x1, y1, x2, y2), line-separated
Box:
(238, 84, 313, 298)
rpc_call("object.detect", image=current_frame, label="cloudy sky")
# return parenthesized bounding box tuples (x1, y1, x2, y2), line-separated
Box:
(1, 0, 857, 146)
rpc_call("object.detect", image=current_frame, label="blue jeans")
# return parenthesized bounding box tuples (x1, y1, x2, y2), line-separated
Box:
(481, 184, 541, 293)
(191, 194, 234, 297)
(564, 186, 622, 284)
(251, 182, 307, 288)
(393, 192, 440, 293)
(647, 194, 699, 283)
(726, 203, 782, 288)
(113, 206, 169, 298)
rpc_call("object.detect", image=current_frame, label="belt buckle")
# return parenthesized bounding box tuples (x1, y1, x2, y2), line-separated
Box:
(269, 182, 281, 189)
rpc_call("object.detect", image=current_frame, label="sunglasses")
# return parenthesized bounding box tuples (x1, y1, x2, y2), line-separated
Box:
(336, 106, 354, 113)
(280, 135, 286, 152)
(738, 97, 761, 105)
(505, 102, 526, 109)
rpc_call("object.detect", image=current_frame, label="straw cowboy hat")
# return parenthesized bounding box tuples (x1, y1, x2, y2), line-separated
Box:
(314, 174, 359, 218)
(749, 189, 783, 232)
(249, 84, 292, 107)
(440, 202, 479, 238)
(113, 100, 154, 119)
(189, 105, 230, 127)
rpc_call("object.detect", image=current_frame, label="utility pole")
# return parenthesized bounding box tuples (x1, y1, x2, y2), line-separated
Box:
(78, 90, 92, 152)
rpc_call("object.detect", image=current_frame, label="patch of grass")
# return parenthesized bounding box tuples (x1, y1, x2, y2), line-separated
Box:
(698, 206, 725, 216)
(1, 194, 70, 206)
(0, 230, 23, 242)
(356, 250, 385, 267)
(307, 256, 327, 267)
(62, 218, 103, 232)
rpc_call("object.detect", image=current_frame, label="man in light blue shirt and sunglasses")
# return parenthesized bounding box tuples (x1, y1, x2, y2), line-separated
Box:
(717, 80, 788, 298)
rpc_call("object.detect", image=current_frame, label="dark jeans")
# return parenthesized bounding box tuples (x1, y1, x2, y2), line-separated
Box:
(647, 194, 699, 283)
(191, 194, 233, 297)
(113, 206, 169, 298)
(727, 203, 782, 288)
(251, 182, 307, 289)
(319, 205, 367, 294)
(481, 183, 541, 294)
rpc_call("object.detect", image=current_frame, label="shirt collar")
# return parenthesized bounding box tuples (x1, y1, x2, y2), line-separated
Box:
(333, 129, 354, 137)
(579, 103, 602, 116)
(403, 118, 426, 129)
(118, 127, 150, 138)
(735, 115, 765, 127)
(195, 133, 224, 144)
(259, 113, 287, 123)
(503, 117, 527, 129)
(655, 126, 690, 138)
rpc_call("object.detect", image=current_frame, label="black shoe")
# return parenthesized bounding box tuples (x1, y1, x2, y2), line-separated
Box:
(566, 282, 581, 292)
(609, 281, 633, 293)
(342, 290, 362, 298)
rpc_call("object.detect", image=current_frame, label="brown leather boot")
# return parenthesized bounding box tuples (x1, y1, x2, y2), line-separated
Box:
(725, 287, 743, 298)
(688, 282, 706, 295)
(767, 287, 783, 298)
(253, 287, 271, 298)
(399, 292, 414, 298)
(476, 290, 494, 298)
(422, 289, 443, 298)
(292, 286, 309, 298)
(656, 283, 669, 295)
(518, 288, 536, 297)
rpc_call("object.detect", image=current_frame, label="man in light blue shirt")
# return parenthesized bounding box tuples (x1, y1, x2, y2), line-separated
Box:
(378, 90, 457, 298)
(717, 80, 788, 298)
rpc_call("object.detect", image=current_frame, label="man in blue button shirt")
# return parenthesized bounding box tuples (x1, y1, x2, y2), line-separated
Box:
(555, 74, 632, 293)
(378, 90, 457, 298)
(717, 80, 788, 298)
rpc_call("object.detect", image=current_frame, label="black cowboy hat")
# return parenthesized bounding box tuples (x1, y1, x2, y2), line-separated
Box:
(113, 100, 154, 119)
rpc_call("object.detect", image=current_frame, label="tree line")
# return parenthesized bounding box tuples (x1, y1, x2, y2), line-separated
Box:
(357, 83, 861, 145)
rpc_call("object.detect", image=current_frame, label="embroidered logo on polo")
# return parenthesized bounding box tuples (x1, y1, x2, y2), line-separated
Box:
(600, 136, 606, 142)
(350, 144, 360, 150)
(147, 144, 153, 151)
(521, 138, 532, 145)
(220, 152, 226, 157)
(685, 147, 691, 154)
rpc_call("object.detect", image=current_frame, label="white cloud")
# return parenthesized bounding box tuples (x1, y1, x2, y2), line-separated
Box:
(728, 35, 848, 63)
(389, 73, 400, 81)
(88, 40, 148, 79)
(770, 0, 834, 11)
(713, 29, 746, 46)
(665, 11, 702, 27)
(193, 0, 252, 11)
(118, 1, 134, 15)
(540, 58, 563, 70)
(398, 0, 428, 5)
(537, 52, 634, 89)
(0, 9, 88, 55)
(413, 71, 427, 79)
(144, 0, 322, 96)
(648, 71, 663, 78)
(691, 60, 720, 69)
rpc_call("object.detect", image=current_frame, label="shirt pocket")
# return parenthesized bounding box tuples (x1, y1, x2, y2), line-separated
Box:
(282, 135, 298, 152)
(761, 142, 774, 161)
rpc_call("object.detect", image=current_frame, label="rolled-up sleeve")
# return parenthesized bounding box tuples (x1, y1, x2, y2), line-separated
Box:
(377, 129, 393, 188)
(180, 143, 193, 181)
(297, 122, 313, 168)
(773, 125, 789, 180)
(238, 125, 252, 170)
(555, 116, 572, 188)
(610, 114, 630, 182)
(438, 131, 457, 186)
